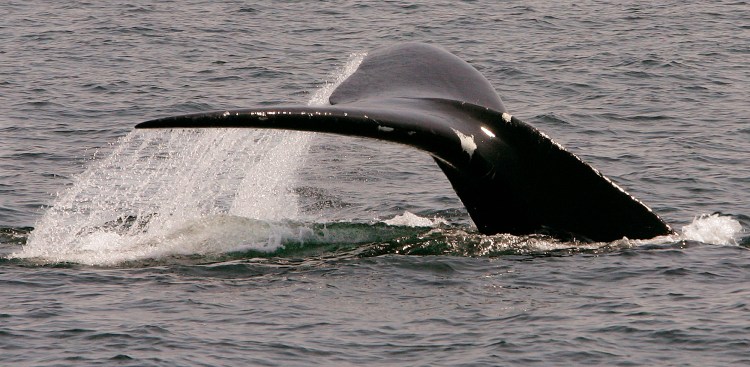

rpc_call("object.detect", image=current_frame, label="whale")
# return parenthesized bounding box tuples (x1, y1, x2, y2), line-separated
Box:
(135, 42, 673, 242)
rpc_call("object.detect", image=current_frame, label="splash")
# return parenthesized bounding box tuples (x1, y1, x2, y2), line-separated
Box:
(382, 211, 447, 227)
(604, 213, 744, 250)
(375, 213, 746, 257)
(681, 213, 743, 245)
(12, 52, 367, 265)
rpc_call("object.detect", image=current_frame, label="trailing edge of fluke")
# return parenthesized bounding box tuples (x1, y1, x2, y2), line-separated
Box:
(136, 42, 674, 242)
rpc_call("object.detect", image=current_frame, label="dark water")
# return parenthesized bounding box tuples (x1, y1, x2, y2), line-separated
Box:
(2, 1, 750, 365)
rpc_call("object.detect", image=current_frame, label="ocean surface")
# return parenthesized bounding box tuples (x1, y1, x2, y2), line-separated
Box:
(2, 1, 749, 365)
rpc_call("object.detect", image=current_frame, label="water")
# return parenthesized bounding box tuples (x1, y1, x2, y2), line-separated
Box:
(2, 1, 749, 365)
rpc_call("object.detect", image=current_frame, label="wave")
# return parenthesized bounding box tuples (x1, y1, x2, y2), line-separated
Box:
(3, 212, 745, 267)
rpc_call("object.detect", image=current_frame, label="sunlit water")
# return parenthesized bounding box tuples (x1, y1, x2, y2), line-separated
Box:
(1, 1, 749, 366)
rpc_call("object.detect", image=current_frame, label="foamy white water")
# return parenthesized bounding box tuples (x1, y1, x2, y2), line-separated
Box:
(13, 53, 367, 265)
(681, 213, 744, 246)
(608, 213, 744, 250)
(382, 211, 447, 227)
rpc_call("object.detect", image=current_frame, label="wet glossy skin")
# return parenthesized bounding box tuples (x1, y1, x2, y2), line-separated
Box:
(137, 43, 672, 241)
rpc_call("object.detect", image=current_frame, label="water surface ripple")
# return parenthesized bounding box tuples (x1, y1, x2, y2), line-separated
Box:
(2, 1, 749, 366)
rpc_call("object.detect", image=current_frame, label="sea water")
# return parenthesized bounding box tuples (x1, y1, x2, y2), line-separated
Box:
(1, 1, 749, 366)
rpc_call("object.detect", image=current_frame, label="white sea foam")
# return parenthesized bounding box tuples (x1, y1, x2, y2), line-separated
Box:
(12, 52, 367, 265)
(382, 211, 447, 227)
(607, 213, 744, 250)
(680, 213, 743, 245)
(472, 213, 744, 255)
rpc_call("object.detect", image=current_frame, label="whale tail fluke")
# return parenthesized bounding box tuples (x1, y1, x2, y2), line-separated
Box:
(135, 43, 673, 242)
